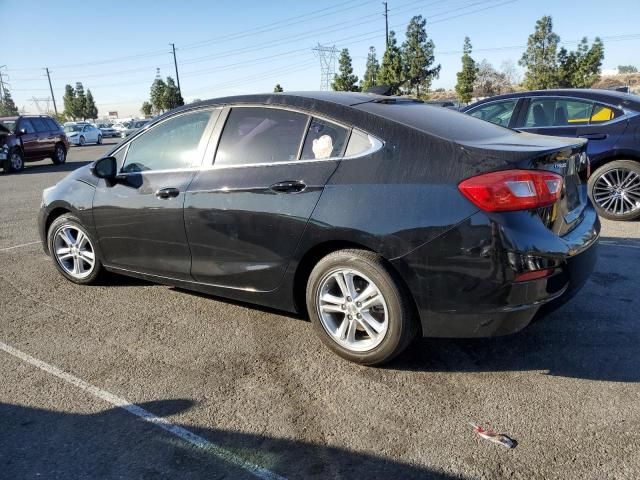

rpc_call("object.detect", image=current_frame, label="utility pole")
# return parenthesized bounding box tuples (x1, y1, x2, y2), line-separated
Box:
(169, 43, 182, 96)
(383, 2, 389, 49)
(0, 65, 7, 103)
(44, 67, 58, 115)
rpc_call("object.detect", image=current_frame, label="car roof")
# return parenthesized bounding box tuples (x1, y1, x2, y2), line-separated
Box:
(465, 88, 640, 111)
(0, 116, 18, 121)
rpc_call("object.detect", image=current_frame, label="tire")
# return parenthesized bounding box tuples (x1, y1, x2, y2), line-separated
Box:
(52, 143, 67, 165)
(8, 149, 24, 173)
(306, 249, 417, 366)
(97, 135, 103, 145)
(588, 160, 640, 221)
(79, 135, 85, 146)
(47, 214, 102, 285)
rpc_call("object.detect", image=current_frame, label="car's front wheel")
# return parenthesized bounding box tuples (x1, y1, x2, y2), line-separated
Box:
(97, 135, 102, 145)
(306, 249, 417, 365)
(589, 160, 640, 221)
(8, 149, 24, 173)
(47, 214, 102, 284)
(52, 143, 66, 165)
(78, 135, 85, 146)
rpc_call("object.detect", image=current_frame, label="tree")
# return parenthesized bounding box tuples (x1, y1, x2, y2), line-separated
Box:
(378, 31, 404, 95)
(401, 15, 440, 97)
(150, 77, 167, 114)
(557, 37, 604, 88)
(361, 46, 380, 92)
(332, 48, 359, 92)
(500, 59, 521, 86)
(474, 60, 510, 97)
(0, 88, 19, 116)
(273, 84, 284, 92)
(519, 16, 560, 89)
(74, 82, 87, 120)
(162, 76, 184, 110)
(84, 89, 98, 120)
(62, 84, 76, 120)
(455, 37, 477, 104)
(619, 65, 638, 74)
(140, 101, 153, 117)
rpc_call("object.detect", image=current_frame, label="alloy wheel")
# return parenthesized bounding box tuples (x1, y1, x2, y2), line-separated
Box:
(10, 152, 23, 170)
(53, 225, 96, 279)
(79, 136, 85, 146)
(55, 145, 66, 163)
(593, 168, 640, 217)
(316, 268, 389, 352)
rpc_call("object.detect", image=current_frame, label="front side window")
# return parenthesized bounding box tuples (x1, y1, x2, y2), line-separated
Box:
(215, 107, 309, 167)
(121, 109, 213, 173)
(18, 119, 36, 134)
(468, 100, 517, 127)
(300, 118, 349, 160)
(524, 98, 593, 127)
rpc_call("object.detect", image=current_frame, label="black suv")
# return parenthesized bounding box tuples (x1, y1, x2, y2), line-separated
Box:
(0, 115, 69, 173)
(463, 89, 640, 221)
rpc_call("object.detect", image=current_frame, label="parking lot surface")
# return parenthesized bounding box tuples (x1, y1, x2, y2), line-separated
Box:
(1, 143, 639, 479)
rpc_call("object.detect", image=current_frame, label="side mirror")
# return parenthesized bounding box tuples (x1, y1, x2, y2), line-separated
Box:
(16, 128, 27, 135)
(90, 156, 118, 180)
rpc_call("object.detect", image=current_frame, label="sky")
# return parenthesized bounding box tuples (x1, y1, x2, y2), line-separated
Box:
(2, 0, 639, 117)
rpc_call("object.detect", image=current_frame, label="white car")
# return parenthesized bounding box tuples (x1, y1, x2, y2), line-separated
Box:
(64, 124, 102, 146)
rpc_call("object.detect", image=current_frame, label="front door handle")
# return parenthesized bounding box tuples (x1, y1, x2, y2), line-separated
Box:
(155, 187, 180, 199)
(270, 180, 306, 194)
(579, 133, 607, 140)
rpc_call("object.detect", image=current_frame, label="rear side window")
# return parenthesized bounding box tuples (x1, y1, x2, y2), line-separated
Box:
(468, 100, 517, 127)
(121, 109, 213, 173)
(524, 98, 593, 127)
(45, 118, 59, 131)
(31, 118, 50, 132)
(345, 129, 374, 157)
(590, 103, 623, 124)
(215, 107, 309, 167)
(300, 118, 349, 160)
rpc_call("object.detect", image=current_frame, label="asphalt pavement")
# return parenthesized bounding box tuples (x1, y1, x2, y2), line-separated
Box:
(1, 142, 639, 479)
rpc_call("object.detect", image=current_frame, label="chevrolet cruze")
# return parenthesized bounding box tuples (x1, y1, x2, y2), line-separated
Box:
(39, 92, 599, 365)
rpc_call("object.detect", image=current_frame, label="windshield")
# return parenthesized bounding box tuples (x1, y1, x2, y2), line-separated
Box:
(0, 120, 16, 133)
(64, 125, 83, 133)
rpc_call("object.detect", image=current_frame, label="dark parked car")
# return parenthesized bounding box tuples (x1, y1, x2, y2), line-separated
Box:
(0, 115, 68, 173)
(38, 92, 599, 365)
(462, 89, 640, 221)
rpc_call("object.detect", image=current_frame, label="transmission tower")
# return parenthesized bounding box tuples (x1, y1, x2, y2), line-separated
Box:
(31, 97, 51, 113)
(312, 44, 338, 91)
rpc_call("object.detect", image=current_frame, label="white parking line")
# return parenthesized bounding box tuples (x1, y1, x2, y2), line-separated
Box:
(0, 340, 286, 480)
(0, 241, 41, 252)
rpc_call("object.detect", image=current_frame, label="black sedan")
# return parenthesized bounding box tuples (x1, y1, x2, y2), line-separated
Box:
(462, 89, 640, 221)
(38, 92, 599, 365)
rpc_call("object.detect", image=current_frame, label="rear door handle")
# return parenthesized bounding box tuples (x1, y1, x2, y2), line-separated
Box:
(579, 133, 607, 140)
(155, 187, 180, 199)
(270, 180, 306, 194)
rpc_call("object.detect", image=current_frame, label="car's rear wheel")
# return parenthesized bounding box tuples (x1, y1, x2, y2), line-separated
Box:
(52, 143, 66, 165)
(306, 249, 417, 365)
(79, 135, 85, 146)
(47, 214, 102, 284)
(8, 149, 24, 173)
(588, 160, 640, 221)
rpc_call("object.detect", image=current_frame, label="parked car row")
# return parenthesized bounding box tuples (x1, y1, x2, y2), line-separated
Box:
(111, 119, 151, 138)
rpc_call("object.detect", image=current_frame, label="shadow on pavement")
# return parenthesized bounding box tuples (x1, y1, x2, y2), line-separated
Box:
(0, 399, 455, 479)
(16, 160, 93, 175)
(390, 239, 640, 382)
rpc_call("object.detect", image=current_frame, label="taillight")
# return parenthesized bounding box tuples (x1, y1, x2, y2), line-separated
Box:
(458, 169, 563, 212)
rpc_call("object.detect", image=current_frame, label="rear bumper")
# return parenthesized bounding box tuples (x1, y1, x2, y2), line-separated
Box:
(391, 203, 600, 338)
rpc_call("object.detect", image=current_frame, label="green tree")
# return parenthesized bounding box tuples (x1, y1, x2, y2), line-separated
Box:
(62, 84, 76, 120)
(162, 76, 184, 110)
(557, 37, 604, 88)
(618, 65, 638, 74)
(455, 37, 477, 104)
(361, 46, 380, 92)
(519, 15, 560, 89)
(273, 84, 284, 92)
(378, 31, 404, 94)
(332, 48, 359, 91)
(0, 88, 19, 116)
(140, 101, 153, 117)
(84, 89, 98, 120)
(402, 15, 440, 97)
(74, 82, 87, 120)
(150, 77, 167, 114)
